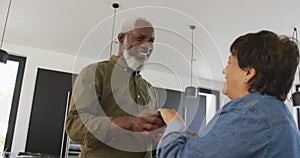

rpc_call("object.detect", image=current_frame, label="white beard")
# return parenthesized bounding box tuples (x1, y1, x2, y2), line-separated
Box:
(122, 36, 152, 71)
(123, 48, 145, 71)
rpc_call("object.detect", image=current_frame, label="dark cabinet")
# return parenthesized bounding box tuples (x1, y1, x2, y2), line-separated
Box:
(25, 68, 76, 157)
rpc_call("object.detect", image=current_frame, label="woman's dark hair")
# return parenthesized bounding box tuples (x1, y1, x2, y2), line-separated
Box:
(230, 30, 299, 101)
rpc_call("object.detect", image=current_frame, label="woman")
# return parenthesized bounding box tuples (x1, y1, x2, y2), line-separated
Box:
(158, 30, 300, 158)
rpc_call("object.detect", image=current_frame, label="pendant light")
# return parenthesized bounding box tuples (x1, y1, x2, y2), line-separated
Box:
(185, 25, 198, 98)
(0, 0, 13, 64)
(291, 27, 300, 107)
(109, 2, 119, 57)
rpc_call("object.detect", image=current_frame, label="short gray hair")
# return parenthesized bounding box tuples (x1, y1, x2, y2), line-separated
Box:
(119, 17, 153, 33)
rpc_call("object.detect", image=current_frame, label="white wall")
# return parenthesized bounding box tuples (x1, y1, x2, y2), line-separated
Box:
(141, 69, 223, 92)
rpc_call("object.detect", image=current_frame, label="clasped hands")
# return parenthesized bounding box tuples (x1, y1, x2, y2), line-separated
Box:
(119, 109, 184, 133)
(125, 109, 186, 141)
(127, 110, 166, 134)
(110, 108, 193, 140)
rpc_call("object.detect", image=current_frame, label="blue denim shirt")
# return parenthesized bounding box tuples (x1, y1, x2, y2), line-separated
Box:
(158, 92, 300, 158)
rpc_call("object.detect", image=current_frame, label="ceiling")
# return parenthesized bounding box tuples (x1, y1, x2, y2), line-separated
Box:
(1, 0, 299, 83)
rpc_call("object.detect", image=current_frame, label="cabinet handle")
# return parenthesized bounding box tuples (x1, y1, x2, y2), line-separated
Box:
(60, 91, 71, 158)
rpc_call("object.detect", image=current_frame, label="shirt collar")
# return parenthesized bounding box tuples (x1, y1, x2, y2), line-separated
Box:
(109, 55, 140, 73)
(223, 92, 261, 107)
(225, 92, 277, 108)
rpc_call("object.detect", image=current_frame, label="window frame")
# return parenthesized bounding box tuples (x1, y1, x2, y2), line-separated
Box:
(4, 54, 26, 152)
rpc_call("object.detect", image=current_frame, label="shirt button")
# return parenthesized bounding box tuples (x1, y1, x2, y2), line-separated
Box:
(124, 68, 127, 71)
(137, 95, 141, 98)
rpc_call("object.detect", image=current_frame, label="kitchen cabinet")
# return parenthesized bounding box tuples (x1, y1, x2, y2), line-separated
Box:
(25, 68, 76, 157)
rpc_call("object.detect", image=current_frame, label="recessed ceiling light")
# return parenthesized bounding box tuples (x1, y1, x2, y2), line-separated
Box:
(14, 17, 20, 22)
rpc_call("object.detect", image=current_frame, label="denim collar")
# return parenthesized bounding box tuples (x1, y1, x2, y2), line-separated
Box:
(225, 92, 276, 107)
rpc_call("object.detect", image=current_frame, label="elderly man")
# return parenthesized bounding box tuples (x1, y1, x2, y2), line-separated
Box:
(66, 17, 165, 158)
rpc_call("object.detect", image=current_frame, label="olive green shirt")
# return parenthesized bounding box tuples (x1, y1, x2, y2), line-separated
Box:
(66, 55, 158, 158)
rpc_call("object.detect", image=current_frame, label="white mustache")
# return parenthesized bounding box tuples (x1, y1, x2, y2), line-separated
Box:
(133, 46, 152, 56)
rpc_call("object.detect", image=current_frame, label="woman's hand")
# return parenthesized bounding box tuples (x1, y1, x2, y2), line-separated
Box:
(158, 108, 184, 125)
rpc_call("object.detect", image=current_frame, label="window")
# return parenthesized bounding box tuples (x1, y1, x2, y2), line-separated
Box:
(154, 87, 220, 132)
(0, 54, 26, 152)
(198, 88, 220, 124)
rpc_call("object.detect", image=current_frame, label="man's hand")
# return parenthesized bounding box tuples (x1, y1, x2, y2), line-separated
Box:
(128, 110, 165, 133)
(158, 108, 184, 125)
(109, 110, 165, 137)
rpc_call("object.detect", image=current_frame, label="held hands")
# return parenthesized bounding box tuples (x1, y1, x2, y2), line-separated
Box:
(110, 108, 195, 139)
(111, 110, 165, 134)
(158, 108, 184, 125)
(129, 110, 166, 133)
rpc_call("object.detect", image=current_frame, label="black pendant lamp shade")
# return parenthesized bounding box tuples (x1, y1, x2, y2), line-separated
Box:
(185, 86, 197, 98)
(0, 49, 9, 63)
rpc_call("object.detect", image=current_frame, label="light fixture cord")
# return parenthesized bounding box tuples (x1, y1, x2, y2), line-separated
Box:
(0, 0, 13, 49)
(190, 27, 194, 86)
(109, 6, 117, 57)
(293, 28, 299, 83)
(293, 28, 298, 43)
